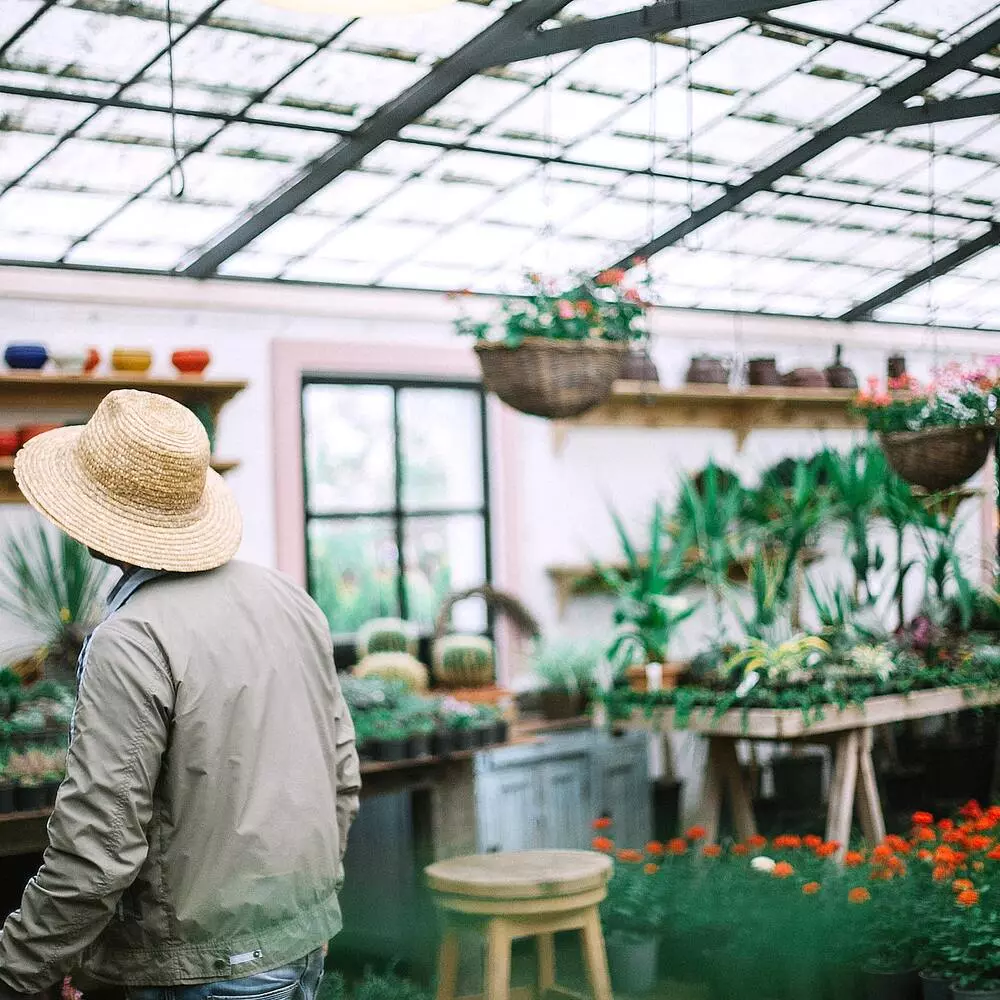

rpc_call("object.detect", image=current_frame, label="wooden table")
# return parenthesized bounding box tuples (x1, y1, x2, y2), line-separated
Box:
(628, 687, 1000, 860)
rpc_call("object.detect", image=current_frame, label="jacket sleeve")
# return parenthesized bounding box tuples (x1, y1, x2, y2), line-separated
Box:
(0, 620, 173, 993)
(330, 666, 360, 876)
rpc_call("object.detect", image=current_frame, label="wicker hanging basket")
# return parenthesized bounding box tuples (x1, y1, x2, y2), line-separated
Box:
(879, 425, 996, 493)
(474, 338, 627, 419)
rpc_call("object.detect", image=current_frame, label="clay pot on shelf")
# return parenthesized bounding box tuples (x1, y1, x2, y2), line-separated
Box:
(685, 355, 729, 385)
(888, 352, 907, 380)
(825, 344, 858, 389)
(0, 429, 18, 457)
(84, 348, 101, 373)
(111, 349, 153, 374)
(626, 662, 687, 693)
(4, 343, 48, 370)
(747, 357, 781, 386)
(619, 347, 659, 383)
(18, 424, 60, 447)
(49, 352, 88, 375)
(172, 349, 211, 376)
(782, 367, 828, 389)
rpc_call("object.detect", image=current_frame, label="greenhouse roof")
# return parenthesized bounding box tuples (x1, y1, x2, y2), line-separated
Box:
(0, 0, 998, 329)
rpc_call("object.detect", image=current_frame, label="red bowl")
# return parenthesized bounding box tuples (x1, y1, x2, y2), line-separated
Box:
(0, 429, 18, 457)
(84, 348, 100, 373)
(18, 423, 60, 447)
(172, 349, 211, 375)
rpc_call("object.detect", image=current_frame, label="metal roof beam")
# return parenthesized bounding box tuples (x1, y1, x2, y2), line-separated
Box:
(180, 0, 574, 278)
(476, 0, 806, 68)
(840, 222, 1000, 322)
(851, 92, 1000, 132)
(605, 14, 1000, 271)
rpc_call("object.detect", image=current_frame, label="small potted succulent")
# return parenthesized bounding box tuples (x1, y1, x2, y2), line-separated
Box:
(405, 714, 435, 760)
(442, 700, 479, 752)
(0, 761, 14, 814)
(8, 750, 48, 812)
(372, 719, 409, 763)
(529, 641, 602, 720)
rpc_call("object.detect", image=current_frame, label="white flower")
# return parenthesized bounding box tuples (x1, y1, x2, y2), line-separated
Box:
(751, 856, 776, 873)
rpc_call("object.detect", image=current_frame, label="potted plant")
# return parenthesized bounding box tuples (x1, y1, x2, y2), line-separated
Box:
(0, 759, 14, 815)
(938, 886, 1000, 1000)
(405, 714, 435, 760)
(42, 748, 65, 806)
(454, 269, 645, 419)
(442, 701, 479, 752)
(7, 750, 48, 812)
(356, 617, 418, 658)
(372, 718, 409, 763)
(528, 641, 601, 719)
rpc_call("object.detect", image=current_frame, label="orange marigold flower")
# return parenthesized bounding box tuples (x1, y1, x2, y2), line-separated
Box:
(731, 844, 749, 856)
(966, 836, 992, 852)
(953, 879, 975, 893)
(748, 835, 768, 849)
(913, 811, 935, 827)
(888, 857, 907, 874)
(592, 837, 614, 853)
(845, 851, 865, 868)
(916, 826, 937, 842)
(702, 845, 723, 859)
(802, 882, 821, 895)
(957, 889, 980, 908)
(592, 817, 613, 831)
(935, 846, 958, 864)
(772, 862, 794, 879)
(644, 863, 658, 876)
(617, 849, 644, 864)
(773, 835, 802, 850)
(646, 841, 664, 857)
(816, 842, 840, 859)
(918, 850, 933, 861)
(872, 844, 894, 862)
(939, 819, 955, 831)
(933, 865, 953, 882)
(595, 268, 627, 287)
(886, 836, 911, 855)
(804, 835, 823, 850)
(943, 829, 966, 844)
(988, 847, 1000, 861)
(960, 801, 984, 820)
(668, 838, 688, 856)
(686, 826, 707, 842)
(849, 887, 871, 905)
(974, 861, 985, 872)
(987, 806, 1000, 822)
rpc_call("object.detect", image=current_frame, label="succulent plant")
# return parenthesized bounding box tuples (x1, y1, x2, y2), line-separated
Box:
(356, 618, 418, 658)
(431, 635, 495, 688)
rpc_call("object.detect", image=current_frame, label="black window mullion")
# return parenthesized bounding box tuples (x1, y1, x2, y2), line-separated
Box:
(480, 390, 495, 640)
(392, 386, 407, 620)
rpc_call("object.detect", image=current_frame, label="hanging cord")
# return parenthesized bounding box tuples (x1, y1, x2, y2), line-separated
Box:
(540, 55, 554, 276)
(683, 26, 698, 250)
(640, 38, 657, 386)
(927, 122, 939, 355)
(165, 0, 186, 199)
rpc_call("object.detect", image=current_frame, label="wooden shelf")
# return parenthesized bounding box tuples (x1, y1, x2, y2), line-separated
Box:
(554, 382, 864, 451)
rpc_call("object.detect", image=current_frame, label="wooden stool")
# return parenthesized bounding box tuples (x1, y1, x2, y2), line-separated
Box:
(426, 850, 613, 1000)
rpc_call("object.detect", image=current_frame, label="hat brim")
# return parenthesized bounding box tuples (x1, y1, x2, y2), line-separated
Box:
(14, 426, 243, 573)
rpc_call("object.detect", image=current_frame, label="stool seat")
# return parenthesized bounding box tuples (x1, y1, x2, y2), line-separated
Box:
(426, 850, 611, 901)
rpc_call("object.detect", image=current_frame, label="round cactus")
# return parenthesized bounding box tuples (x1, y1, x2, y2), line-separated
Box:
(432, 635, 495, 689)
(356, 618, 418, 659)
(354, 652, 429, 692)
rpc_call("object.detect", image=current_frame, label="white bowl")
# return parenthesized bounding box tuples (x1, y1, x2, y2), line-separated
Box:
(50, 353, 87, 374)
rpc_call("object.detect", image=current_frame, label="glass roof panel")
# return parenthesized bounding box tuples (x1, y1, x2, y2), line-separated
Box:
(780, 2, 893, 35)
(415, 223, 535, 268)
(742, 71, 869, 128)
(366, 177, 496, 224)
(300, 170, 404, 218)
(878, 0, 1000, 35)
(560, 40, 690, 96)
(0, 188, 125, 238)
(488, 88, 624, 145)
(64, 239, 191, 271)
(809, 42, 918, 84)
(691, 32, 813, 92)
(281, 257, 384, 284)
(154, 151, 302, 205)
(691, 117, 800, 167)
(242, 212, 336, 256)
(310, 217, 439, 262)
(0, 233, 71, 262)
(0, 3, 43, 44)
(23, 138, 176, 195)
(614, 86, 739, 141)
(94, 197, 238, 246)
(429, 76, 532, 131)
(0, 131, 60, 183)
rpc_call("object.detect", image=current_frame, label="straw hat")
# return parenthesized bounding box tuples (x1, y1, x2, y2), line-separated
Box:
(14, 389, 242, 573)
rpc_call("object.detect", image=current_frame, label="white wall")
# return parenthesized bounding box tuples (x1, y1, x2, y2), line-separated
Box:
(0, 267, 995, 658)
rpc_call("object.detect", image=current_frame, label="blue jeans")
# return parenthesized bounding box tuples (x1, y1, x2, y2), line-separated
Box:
(126, 949, 325, 1000)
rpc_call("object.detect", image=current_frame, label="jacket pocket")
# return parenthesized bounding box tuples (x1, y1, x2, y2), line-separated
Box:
(208, 983, 300, 1000)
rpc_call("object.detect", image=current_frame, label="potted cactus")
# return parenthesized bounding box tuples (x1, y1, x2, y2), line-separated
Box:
(356, 618, 418, 658)
(354, 651, 429, 692)
(432, 635, 495, 689)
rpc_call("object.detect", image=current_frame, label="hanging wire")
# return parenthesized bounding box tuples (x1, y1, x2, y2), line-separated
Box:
(927, 122, 939, 356)
(165, 0, 186, 199)
(540, 55, 555, 277)
(683, 26, 698, 250)
(640, 37, 658, 386)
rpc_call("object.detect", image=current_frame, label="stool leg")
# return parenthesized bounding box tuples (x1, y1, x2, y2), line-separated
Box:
(485, 919, 513, 1000)
(580, 909, 613, 1000)
(537, 933, 557, 996)
(436, 925, 461, 1000)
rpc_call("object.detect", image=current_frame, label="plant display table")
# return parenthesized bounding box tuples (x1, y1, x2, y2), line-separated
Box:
(626, 687, 1000, 860)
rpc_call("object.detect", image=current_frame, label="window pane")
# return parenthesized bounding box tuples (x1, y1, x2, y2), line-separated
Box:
(403, 514, 487, 631)
(308, 518, 400, 635)
(303, 383, 394, 513)
(399, 387, 484, 511)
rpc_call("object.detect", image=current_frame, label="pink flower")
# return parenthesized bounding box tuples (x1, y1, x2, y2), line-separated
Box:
(61, 978, 83, 1000)
(556, 299, 575, 320)
(866, 375, 880, 392)
(873, 392, 892, 406)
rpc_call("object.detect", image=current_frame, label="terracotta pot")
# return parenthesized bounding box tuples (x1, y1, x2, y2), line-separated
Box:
(748, 357, 781, 386)
(686, 355, 729, 385)
(83, 348, 100, 373)
(626, 662, 687, 693)
(825, 344, 858, 389)
(888, 352, 907, 380)
(782, 367, 828, 388)
(172, 349, 211, 376)
(0, 429, 18, 457)
(620, 348, 659, 383)
(18, 423, 60, 446)
(111, 348, 153, 373)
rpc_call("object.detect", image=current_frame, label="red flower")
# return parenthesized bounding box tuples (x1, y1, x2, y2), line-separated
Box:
(686, 826, 707, 842)
(804, 835, 823, 850)
(668, 838, 688, 856)
(702, 845, 723, 859)
(848, 887, 871, 904)
(957, 889, 980, 908)
(747, 835, 768, 850)
(617, 849, 644, 864)
(644, 863, 658, 875)
(592, 837, 614, 853)
(987, 846, 1000, 861)
(595, 268, 627, 287)
(773, 835, 802, 850)
(918, 850, 933, 861)
(592, 817, 613, 831)
(845, 851, 865, 868)
(939, 819, 955, 831)
(815, 842, 840, 859)
(943, 829, 966, 844)
(885, 835, 911, 855)
(802, 882, 821, 895)
(966, 835, 992, 852)
(555, 299, 576, 320)
(916, 826, 936, 842)
(933, 865, 952, 882)
(646, 841, 665, 857)
(577, 300, 594, 317)
(731, 844, 749, 856)
(772, 862, 794, 879)
(960, 801, 984, 820)
(953, 879, 974, 893)
(872, 844, 894, 862)
(913, 811, 935, 827)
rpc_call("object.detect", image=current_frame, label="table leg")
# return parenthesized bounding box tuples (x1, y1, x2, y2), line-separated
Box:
(696, 737, 727, 844)
(855, 728, 886, 846)
(826, 730, 861, 861)
(485, 919, 513, 1000)
(537, 933, 556, 996)
(436, 925, 461, 1000)
(719, 740, 757, 842)
(580, 908, 613, 1000)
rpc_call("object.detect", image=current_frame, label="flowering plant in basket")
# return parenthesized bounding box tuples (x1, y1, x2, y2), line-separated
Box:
(453, 270, 647, 348)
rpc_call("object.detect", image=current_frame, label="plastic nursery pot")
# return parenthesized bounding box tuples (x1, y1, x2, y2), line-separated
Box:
(406, 734, 432, 759)
(493, 719, 509, 745)
(44, 780, 60, 807)
(771, 755, 824, 806)
(920, 972, 952, 1000)
(432, 730, 455, 756)
(864, 968, 921, 1000)
(951, 989, 1000, 1000)
(451, 728, 476, 752)
(374, 738, 408, 763)
(15, 784, 48, 813)
(606, 931, 660, 995)
(539, 690, 586, 720)
(0, 783, 14, 815)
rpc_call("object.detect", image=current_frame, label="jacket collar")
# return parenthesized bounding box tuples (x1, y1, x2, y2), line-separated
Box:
(106, 568, 166, 615)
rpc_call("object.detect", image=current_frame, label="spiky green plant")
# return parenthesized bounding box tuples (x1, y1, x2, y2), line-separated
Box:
(0, 521, 111, 680)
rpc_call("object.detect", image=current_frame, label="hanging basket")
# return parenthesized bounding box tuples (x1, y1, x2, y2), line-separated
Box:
(879, 425, 996, 493)
(474, 337, 627, 419)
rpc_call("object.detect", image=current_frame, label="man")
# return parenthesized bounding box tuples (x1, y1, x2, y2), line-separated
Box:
(0, 389, 361, 1000)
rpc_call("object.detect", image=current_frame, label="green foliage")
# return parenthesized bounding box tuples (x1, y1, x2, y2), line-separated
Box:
(529, 640, 603, 693)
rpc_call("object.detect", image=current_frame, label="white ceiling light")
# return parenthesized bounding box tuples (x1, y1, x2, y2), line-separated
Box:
(259, 0, 457, 15)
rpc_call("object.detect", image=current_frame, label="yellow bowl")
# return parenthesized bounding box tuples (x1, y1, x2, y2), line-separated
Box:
(111, 349, 153, 373)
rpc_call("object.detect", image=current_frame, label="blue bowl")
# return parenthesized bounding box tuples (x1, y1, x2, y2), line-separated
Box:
(4, 344, 48, 370)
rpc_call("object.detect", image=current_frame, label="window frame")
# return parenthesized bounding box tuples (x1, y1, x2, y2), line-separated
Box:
(300, 372, 493, 645)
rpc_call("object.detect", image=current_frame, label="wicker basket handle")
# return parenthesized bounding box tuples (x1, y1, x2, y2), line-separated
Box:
(434, 584, 542, 642)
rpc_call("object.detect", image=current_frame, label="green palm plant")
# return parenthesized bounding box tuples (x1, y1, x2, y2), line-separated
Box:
(0, 521, 111, 683)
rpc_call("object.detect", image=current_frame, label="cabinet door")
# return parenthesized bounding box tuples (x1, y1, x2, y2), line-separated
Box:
(594, 734, 652, 849)
(537, 756, 592, 850)
(476, 767, 542, 854)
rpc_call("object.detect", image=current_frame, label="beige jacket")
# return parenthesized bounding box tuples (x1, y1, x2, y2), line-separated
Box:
(0, 561, 361, 991)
